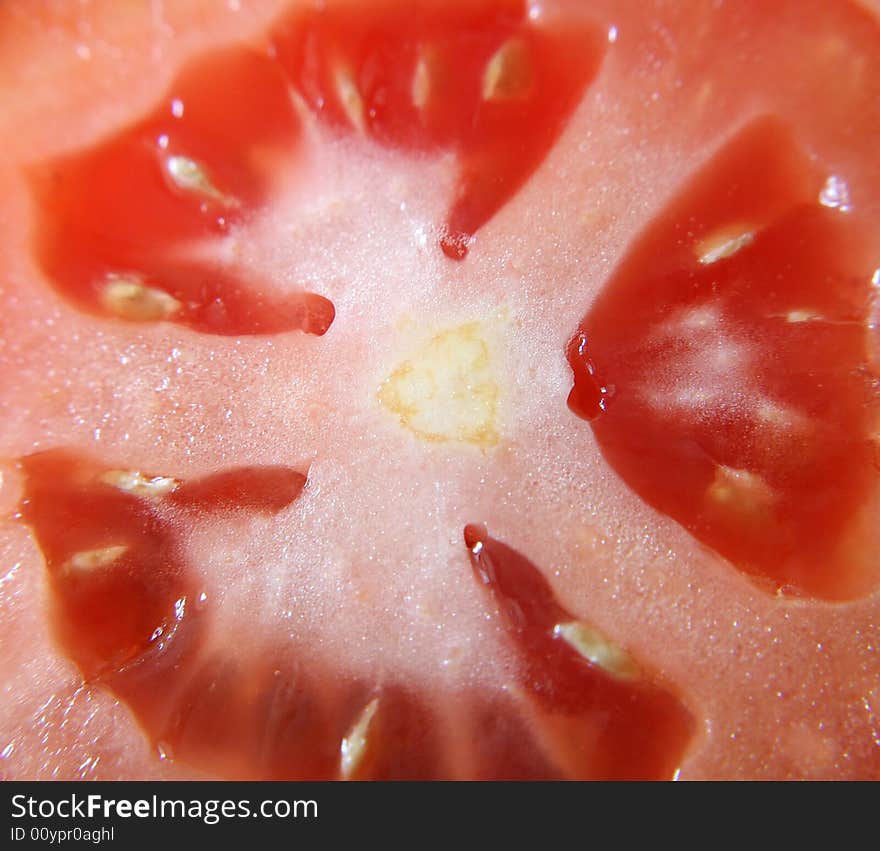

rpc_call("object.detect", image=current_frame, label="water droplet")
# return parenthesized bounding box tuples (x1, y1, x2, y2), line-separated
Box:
(440, 228, 471, 260)
(566, 332, 615, 420)
(818, 175, 852, 212)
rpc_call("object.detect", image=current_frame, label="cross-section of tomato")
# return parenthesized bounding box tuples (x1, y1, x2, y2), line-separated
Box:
(1, 0, 880, 782)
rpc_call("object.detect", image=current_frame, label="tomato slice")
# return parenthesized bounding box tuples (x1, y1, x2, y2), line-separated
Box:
(2, 0, 880, 781)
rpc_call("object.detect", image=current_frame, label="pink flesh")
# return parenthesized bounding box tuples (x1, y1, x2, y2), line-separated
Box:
(0, 0, 879, 779)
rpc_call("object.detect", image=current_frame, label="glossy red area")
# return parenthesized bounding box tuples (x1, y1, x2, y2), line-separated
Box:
(464, 524, 695, 780)
(14, 450, 525, 779)
(32, 1, 603, 323)
(568, 117, 879, 600)
(170, 466, 306, 514)
(18, 451, 306, 676)
(269, 0, 604, 258)
(18, 451, 198, 680)
(16, 449, 330, 778)
(16, 446, 694, 779)
(32, 47, 335, 337)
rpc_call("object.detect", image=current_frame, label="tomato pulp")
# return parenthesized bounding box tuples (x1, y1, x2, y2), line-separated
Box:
(0, 0, 879, 780)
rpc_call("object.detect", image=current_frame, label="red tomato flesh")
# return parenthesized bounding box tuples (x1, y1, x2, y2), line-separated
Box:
(568, 116, 879, 601)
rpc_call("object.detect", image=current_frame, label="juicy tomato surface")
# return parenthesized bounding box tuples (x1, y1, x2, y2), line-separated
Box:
(0, 0, 879, 780)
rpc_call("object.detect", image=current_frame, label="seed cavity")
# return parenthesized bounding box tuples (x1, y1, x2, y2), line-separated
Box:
(100, 469, 180, 500)
(378, 322, 500, 448)
(554, 621, 641, 682)
(165, 155, 233, 204)
(482, 38, 534, 102)
(786, 309, 824, 324)
(100, 274, 181, 322)
(696, 227, 754, 265)
(63, 544, 128, 575)
(340, 697, 379, 779)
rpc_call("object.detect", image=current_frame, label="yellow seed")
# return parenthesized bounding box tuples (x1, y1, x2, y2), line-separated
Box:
(696, 227, 754, 265)
(100, 469, 179, 499)
(378, 322, 500, 448)
(335, 65, 366, 133)
(412, 53, 432, 110)
(754, 400, 798, 429)
(554, 621, 641, 682)
(786, 309, 823, 324)
(693, 80, 714, 112)
(64, 545, 128, 575)
(165, 155, 232, 204)
(101, 275, 181, 322)
(706, 464, 776, 520)
(678, 304, 720, 331)
(482, 38, 534, 102)
(340, 698, 379, 779)
(411, 46, 454, 115)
